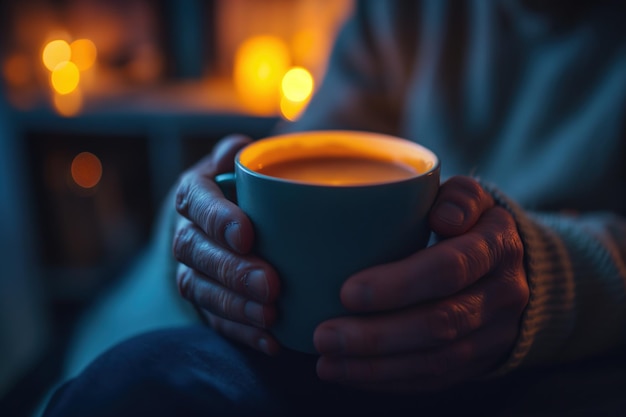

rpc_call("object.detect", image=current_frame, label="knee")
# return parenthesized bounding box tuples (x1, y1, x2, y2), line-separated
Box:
(43, 327, 276, 417)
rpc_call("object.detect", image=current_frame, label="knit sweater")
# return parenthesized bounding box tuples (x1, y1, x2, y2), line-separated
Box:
(280, 0, 626, 373)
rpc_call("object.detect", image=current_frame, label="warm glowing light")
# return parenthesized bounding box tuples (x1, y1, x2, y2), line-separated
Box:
(291, 29, 327, 69)
(43, 40, 71, 71)
(70, 39, 97, 71)
(281, 67, 314, 102)
(3, 54, 32, 87)
(51, 62, 80, 95)
(71, 152, 102, 189)
(53, 89, 83, 117)
(234, 35, 290, 113)
(127, 43, 164, 83)
(280, 96, 309, 121)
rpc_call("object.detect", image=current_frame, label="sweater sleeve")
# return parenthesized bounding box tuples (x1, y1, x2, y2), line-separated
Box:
(483, 182, 626, 375)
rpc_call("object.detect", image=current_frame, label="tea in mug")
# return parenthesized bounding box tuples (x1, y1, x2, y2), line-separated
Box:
(255, 155, 419, 186)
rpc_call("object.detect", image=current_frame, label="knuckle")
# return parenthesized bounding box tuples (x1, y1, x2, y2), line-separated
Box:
(509, 275, 530, 310)
(176, 265, 195, 301)
(202, 197, 226, 237)
(172, 222, 194, 262)
(437, 245, 473, 294)
(448, 176, 487, 202)
(425, 306, 462, 345)
(172, 218, 244, 290)
(176, 178, 224, 237)
(206, 247, 245, 290)
(214, 289, 244, 321)
(503, 228, 524, 265)
(487, 207, 523, 259)
(174, 174, 192, 214)
(425, 300, 480, 347)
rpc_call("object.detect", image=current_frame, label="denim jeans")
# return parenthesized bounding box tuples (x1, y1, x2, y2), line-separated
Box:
(42, 326, 626, 417)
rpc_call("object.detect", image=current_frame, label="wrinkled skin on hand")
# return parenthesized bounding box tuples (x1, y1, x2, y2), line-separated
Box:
(173, 135, 283, 355)
(173, 135, 529, 392)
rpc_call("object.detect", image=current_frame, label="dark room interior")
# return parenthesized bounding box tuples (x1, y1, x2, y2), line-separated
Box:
(0, 1, 352, 415)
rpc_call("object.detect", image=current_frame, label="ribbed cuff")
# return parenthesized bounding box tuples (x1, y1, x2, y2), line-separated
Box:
(480, 182, 576, 376)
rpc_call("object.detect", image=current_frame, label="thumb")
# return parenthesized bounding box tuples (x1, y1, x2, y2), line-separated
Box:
(429, 176, 495, 237)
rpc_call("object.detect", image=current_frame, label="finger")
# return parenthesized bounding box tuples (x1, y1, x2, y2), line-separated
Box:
(429, 176, 494, 237)
(316, 321, 517, 385)
(203, 310, 282, 356)
(342, 206, 519, 311)
(205, 134, 253, 174)
(175, 135, 254, 254)
(177, 263, 277, 328)
(316, 270, 521, 356)
(173, 218, 280, 302)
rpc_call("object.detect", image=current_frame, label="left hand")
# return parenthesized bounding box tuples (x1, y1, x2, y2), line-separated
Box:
(313, 176, 529, 392)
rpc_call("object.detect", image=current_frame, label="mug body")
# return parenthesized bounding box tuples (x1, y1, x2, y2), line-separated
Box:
(234, 130, 440, 353)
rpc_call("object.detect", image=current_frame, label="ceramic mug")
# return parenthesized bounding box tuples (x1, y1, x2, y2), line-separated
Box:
(216, 130, 440, 353)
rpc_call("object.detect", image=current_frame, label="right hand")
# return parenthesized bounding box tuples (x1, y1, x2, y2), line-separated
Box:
(173, 135, 282, 355)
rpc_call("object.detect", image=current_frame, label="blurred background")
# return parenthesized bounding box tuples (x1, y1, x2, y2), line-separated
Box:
(0, 0, 353, 414)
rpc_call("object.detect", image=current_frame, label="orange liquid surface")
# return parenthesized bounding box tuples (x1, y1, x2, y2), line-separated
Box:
(256, 156, 418, 185)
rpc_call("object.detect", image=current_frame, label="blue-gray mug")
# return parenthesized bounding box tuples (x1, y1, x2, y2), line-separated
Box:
(216, 130, 440, 354)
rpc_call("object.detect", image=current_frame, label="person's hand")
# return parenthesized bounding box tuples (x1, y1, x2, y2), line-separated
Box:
(314, 176, 529, 392)
(173, 135, 282, 355)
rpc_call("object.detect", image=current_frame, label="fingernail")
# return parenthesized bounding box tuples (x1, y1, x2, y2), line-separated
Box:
(314, 327, 344, 354)
(244, 270, 268, 301)
(224, 222, 241, 251)
(244, 301, 265, 327)
(437, 202, 465, 226)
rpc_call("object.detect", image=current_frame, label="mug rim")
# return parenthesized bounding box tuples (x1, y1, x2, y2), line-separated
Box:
(236, 130, 440, 188)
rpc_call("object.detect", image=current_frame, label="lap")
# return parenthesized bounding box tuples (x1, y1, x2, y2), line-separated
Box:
(41, 326, 626, 417)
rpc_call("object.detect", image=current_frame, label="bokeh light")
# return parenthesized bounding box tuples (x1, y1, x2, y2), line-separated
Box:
(71, 152, 102, 189)
(279, 96, 303, 121)
(51, 61, 80, 95)
(70, 39, 97, 71)
(53, 89, 83, 117)
(234, 35, 290, 114)
(3, 53, 32, 87)
(42, 39, 71, 71)
(281, 67, 314, 102)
